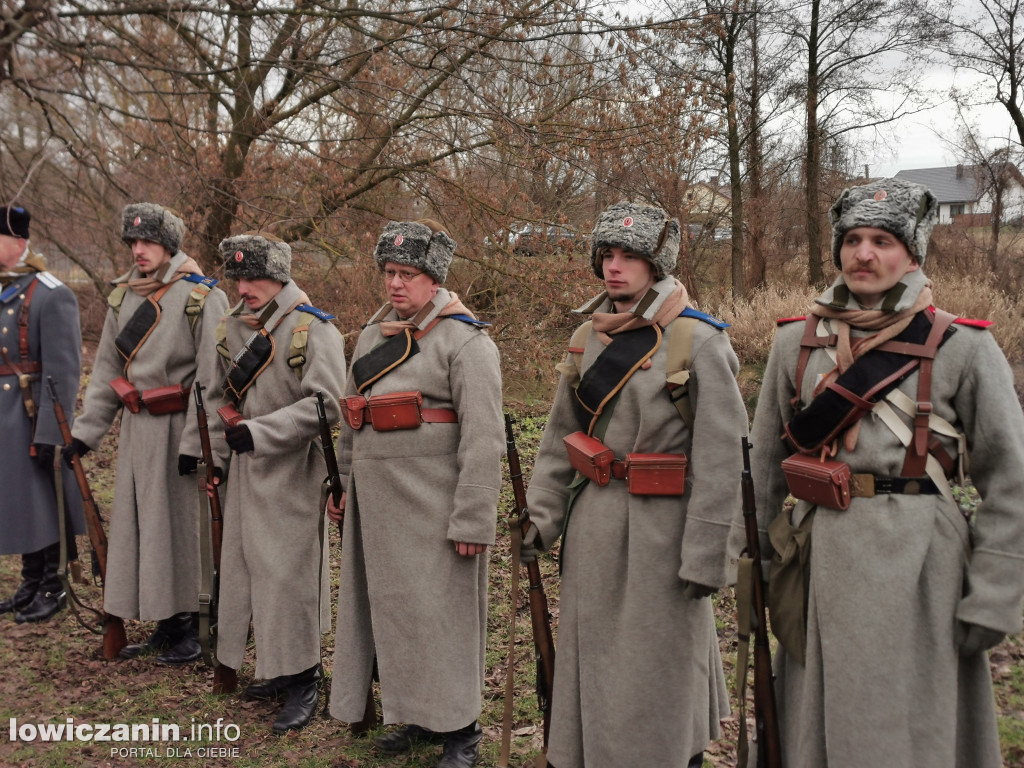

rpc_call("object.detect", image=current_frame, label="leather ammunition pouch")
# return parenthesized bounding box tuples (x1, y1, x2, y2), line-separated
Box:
(140, 384, 188, 415)
(341, 395, 367, 430)
(110, 376, 142, 414)
(563, 431, 687, 496)
(341, 391, 459, 432)
(217, 402, 244, 427)
(368, 391, 423, 431)
(624, 453, 687, 496)
(563, 431, 615, 486)
(110, 377, 188, 415)
(781, 453, 852, 511)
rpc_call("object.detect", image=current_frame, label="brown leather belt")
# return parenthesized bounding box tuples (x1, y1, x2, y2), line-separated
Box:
(356, 406, 458, 424)
(0, 361, 41, 376)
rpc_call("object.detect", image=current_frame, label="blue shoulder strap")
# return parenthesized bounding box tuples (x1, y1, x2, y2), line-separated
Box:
(182, 273, 219, 287)
(446, 313, 491, 328)
(679, 306, 729, 330)
(0, 274, 32, 304)
(295, 303, 336, 321)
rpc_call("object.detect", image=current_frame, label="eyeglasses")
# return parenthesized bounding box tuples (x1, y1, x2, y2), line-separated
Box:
(384, 268, 424, 283)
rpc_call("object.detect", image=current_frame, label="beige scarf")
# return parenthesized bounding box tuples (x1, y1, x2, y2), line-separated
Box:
(127, 255, 204, 297)
(589, 278, 692, 369)
(809, 279, 935, 450)
(378, 292, 476, 337)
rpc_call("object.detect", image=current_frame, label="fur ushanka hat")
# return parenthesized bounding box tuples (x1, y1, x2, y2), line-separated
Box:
(590, 201, 681, 281)
(121, 203, 186, 254)
(829, 178, 939, 267)
(220, 232, 292, 283)
(373, 220, 456, 284)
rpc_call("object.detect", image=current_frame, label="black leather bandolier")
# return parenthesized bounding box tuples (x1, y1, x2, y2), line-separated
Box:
(784, 309, 957, 469)
(351, 329, 420, 394)
(571, 325, 662, 435)
(221, 301, 279, 405)
(113, 282, 173, 375)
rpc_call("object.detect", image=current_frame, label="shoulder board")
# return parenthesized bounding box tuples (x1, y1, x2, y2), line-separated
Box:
(952, 317, 993, 329)
(0, 282, 24, 303)
(182, 273, 219, 287)
(295, 303, 336, 321)
(776, 315, 807, 326)
(679, 306, 729, 329)
(445, 313, 491, 328)
(35, 272, 62, 289)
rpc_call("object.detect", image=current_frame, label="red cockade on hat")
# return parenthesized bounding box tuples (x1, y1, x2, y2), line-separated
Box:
(395, 235, 404, 246)
(874, 190, 887, 202)
(234, 251, 244, 262)
(623, 217, 634, 227)
(133, 216, 141, 226)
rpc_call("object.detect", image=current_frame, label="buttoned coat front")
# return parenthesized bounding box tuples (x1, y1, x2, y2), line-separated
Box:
(329, 288, 504, 732)
(198, 280, 346, 680)
(524, 283, 748, 768)
(73, 252, 228, 620)
(750, 295, 1024, 768)
(0, 263, 84, 554)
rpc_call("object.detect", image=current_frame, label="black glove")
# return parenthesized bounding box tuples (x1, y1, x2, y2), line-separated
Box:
(178, 454, 199, 476)
(225, 424, 254, 454)
(63, 437, 91, 467)
(681, 580, 717, 600)
(33, 444, 55, 468)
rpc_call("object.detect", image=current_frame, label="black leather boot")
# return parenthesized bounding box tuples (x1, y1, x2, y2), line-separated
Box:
(244, 674, 291, 701)
(373, 724, 445, 754)
(272, 664, 323, 734)
(437, 721, 483, 768)
(119, 613, 188, 659)
(156, 613, 201, 665)
(0, 549, 45, 614)
(688, 753, 705, 768)
(15, 544, 66, 624)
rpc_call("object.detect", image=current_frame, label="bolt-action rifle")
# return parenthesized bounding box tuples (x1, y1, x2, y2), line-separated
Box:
(47, 376, 128, 659)
(194, 381, 237, 694)
(504, 414, 555, 756)
(738, 437, 782, 768)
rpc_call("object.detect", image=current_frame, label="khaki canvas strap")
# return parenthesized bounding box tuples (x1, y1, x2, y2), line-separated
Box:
(735, 556, 755, 768)
(54, 446, 104, 634)
(197, 463, 218, 668)
(497, 515, 523, 767)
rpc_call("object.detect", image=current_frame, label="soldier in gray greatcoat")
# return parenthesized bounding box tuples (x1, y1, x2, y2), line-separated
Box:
(328, 220, 504, 768)
(523, 202, 748, 768)
(0, 204, 85, 624)
(750, 178, 1024, 767)
(68, 203, 228, 664)
(195, 232, 346, 734)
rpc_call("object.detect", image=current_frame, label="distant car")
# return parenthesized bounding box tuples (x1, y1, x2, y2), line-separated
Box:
(512, 224, 586, 257)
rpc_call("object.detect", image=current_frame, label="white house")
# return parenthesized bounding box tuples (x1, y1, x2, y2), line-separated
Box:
(893, 164, 1024, 226)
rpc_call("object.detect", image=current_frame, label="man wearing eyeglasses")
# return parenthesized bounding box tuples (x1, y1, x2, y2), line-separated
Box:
(327, 219, 504, 768)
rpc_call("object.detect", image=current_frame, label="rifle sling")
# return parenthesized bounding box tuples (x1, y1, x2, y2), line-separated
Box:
(785, 311, 955, 453)
(571, 325, 662, 435)
(197, 462, 220, 668)
(54, 446, 104, 635)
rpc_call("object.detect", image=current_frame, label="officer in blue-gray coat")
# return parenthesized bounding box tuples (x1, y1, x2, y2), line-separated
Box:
(0, 204, 84, 624)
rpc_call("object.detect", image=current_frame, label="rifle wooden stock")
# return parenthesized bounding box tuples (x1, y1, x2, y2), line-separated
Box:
(741, 437, 782, 768)
(315, 391, 343, 508)
(504, 414, 556, 750)
(316, 391, 377, 731)
(194, 382, 224, 566)
(47, 377, 127, 659)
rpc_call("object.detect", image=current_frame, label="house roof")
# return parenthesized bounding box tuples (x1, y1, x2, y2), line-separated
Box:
(894, 164, 1024, 205)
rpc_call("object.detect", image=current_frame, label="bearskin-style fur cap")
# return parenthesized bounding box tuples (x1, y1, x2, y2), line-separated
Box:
(829, 178, 938, 267)
(373, 220, 456, 284)
(0, 206, 30, 239)
(220, 232, 292, 283)
(121, 203, 186, 254)
(590, 201, 681, 280)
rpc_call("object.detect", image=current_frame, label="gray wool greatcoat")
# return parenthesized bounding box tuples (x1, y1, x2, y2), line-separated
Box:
(73, 252, 228, 620)
(196, 280, 346, 680)
(525, 279, 748, 768)
(0, 261, 85, 555)
(749, 273, 1024, 768)
(329, 288, 504, 732)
